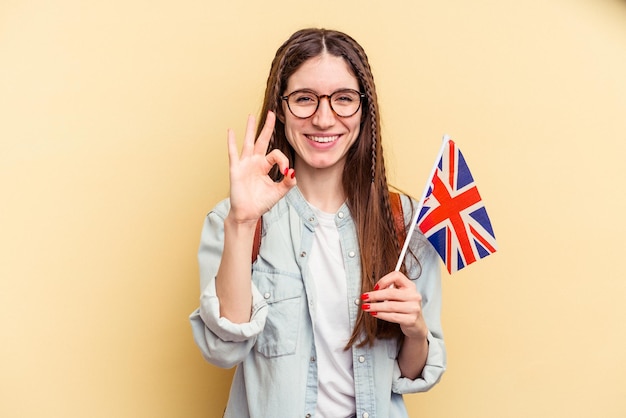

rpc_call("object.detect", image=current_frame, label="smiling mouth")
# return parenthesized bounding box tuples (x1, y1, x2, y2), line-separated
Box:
(307, 135, 340, 143)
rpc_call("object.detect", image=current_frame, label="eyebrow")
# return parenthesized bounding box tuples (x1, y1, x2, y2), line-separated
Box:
(285, 87, 359, 95)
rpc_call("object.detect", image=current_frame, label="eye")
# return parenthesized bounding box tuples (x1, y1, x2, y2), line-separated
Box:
(291, 91, 317, 104)
(335, 95, 355, 102)
(332, 90, 359, 104)
(295, 96, 314, 103)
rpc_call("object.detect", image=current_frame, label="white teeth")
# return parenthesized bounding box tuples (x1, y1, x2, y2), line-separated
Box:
(309, 135, 339, 143)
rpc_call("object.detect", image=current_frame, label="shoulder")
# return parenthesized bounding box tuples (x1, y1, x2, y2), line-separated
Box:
(393, 192, 418, 226)
(208, 198, 231, 220)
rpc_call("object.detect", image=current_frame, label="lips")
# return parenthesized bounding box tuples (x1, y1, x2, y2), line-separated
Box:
(307, 135, 340, 143)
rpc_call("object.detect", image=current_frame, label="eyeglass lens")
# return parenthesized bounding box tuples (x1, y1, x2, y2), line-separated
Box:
(285, 89, 362, 118)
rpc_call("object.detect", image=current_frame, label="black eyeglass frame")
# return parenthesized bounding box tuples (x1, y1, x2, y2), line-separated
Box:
(280, 89, 366, 119)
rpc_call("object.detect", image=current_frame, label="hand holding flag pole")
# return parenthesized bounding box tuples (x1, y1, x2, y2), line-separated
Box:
(395, 135, 497, 274)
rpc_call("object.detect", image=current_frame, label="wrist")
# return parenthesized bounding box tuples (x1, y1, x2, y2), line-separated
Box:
(402, 323, 429, 341)
(224, 213, 259, 229)
(223, 215, 259, 244)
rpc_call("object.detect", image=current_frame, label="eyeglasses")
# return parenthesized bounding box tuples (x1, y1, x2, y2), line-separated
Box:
(281, 89, 365, 119)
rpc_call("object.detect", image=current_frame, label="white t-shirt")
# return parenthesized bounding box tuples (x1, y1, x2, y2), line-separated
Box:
(309, 205, 356, 418)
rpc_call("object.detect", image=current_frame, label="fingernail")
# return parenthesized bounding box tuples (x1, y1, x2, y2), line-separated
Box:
(290, 170, 296, 179)
(374, 284, 380, 291)
(284, 167, 289, 176)
(361, 293, 369, 301)
(361, 304, 370, 310)
(370, 311, 378, 316)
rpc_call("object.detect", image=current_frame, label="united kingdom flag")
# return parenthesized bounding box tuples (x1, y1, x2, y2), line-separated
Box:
(417, 137, 497, 273)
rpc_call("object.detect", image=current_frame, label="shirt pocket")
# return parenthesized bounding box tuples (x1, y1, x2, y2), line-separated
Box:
(253, 270, 304, 358)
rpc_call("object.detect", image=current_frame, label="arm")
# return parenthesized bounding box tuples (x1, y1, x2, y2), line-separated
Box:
(189, 112, 296, 367)
(362, 271, 429, 379)
(397, 318, 430, 380)
(189, 205, 267, 368)
(395, 239, 444, 379)
(216, 111, 296, 323)
(398, 195, 447, 387)
(362, 196, 446, 389)
(214, 216, 256, 322)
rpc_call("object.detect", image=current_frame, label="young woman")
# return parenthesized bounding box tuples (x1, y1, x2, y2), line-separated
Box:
(190, 28, 446, 418)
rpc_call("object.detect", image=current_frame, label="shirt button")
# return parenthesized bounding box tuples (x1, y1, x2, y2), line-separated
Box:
(348, 251, 356, 258)
(358, 355, 365, 363)
(338, 211, 344, 219)
(306, 414, 311, 418)
(354, 298, 360, 306)
(300, 251, 307, 258)
(308, 216, 315, 222)
(362, 413, 369, 418)
(310, 356, 316, 363)
(263, 292, 270, 299)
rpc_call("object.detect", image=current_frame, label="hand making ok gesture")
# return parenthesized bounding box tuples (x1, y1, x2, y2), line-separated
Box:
(226, 111, 297, 224)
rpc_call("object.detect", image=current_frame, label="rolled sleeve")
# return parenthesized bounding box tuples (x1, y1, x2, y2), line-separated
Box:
(189, 276, 268, 368)
(199, 276, 268, 343)
(392, 330, 446, 393)
(189, 201, 268, 368)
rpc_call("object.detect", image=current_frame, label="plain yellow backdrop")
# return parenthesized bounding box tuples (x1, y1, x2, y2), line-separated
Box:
(1, 0, 625, 417)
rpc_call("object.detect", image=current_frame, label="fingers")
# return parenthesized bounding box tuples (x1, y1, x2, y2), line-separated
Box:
(360, 271, 421, 320)
(374, 271, 412, 292)
(240, 114, 257, 156)
(361, 290, 424, 333)
(264, 149, 291, 175)
(226, 128, 239, 167)
(264, 148, 297, 193)
(228, 111, 277, 160)
(253, 111, 276, 155)
(361, 294, 422, 315)
(276, 169, 297, 193)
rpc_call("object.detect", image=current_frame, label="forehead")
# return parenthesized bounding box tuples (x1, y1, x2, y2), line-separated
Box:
(286, 53, 359, 92)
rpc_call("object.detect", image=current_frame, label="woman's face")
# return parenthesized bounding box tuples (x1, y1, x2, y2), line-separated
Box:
(281, 53, 362, 175)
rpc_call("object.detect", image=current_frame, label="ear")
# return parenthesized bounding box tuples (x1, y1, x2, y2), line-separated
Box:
(276, 107, 286, 124)
(274, 97, 289, 124)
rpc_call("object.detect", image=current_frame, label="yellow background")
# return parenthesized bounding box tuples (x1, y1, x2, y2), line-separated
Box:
(1, 0, 625, 417)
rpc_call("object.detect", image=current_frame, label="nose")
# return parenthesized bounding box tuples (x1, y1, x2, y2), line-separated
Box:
(311, 95, 336, 129)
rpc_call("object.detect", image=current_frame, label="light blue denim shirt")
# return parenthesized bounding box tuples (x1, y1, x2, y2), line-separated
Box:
(189, 187, 446, 418)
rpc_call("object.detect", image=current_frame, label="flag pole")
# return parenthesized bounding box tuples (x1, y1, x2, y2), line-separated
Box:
(394, 135, 451, 271)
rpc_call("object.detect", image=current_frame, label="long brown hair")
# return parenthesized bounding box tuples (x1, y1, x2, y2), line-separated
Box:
(257, 28, 403, 347)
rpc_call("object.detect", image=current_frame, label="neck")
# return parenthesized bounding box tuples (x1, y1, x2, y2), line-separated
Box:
(294, 163, 346, 213)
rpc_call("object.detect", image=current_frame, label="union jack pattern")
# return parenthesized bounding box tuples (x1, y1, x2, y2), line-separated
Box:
(417, 138, 497, 273)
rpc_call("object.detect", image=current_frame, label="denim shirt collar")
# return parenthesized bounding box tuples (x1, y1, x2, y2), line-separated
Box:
(285, 186, 353, 231)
